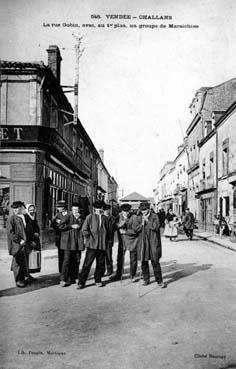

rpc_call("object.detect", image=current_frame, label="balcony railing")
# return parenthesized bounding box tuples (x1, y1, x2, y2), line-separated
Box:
(0, 125, 91, 178)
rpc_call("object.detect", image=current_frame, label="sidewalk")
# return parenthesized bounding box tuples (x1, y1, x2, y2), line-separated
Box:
(193, 230, 236, 252)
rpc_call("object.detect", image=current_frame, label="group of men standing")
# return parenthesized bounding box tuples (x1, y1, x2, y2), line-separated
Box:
(6, 198, 167, 289)
(52, 200, 166, 289)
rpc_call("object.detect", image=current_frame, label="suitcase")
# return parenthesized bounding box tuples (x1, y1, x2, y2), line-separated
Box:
(28, 250, 41, 273)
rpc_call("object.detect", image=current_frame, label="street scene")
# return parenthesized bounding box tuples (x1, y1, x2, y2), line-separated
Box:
(0, 235, 236, 369)
(1, 0, 236, 368)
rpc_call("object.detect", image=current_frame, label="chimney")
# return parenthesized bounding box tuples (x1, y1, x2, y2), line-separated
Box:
(47, 45, 62, 85)
(99, 149, 104, 162)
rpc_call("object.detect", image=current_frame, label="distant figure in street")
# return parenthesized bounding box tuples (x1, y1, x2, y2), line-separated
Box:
(52, 200, 68, 273)
(6, 201, 28, 287)
(59, 202, 85, 287)
(78, 201, 108, 289)
(159, 208, 166, 228)
(103, 203, 117, 276)
(138, 201, 166, 288)
(163, 209, 178, 241)
(183, 208, 195, 240)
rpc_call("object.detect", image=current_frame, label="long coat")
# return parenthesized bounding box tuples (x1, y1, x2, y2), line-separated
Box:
(82, 213, 108, 251)
(58, 213, 85, 251)
(106, 214, 117, 247)
(118, 214, 142, 251)
(183, 212, 195, 230)
(6, 214, 27, 256)
(24, 213, 41, 250)
(52, 211, 68, 247)
(135, 212, 162, 262)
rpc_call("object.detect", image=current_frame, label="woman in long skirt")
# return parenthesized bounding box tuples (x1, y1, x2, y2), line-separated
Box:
(163, 209, 178, 241)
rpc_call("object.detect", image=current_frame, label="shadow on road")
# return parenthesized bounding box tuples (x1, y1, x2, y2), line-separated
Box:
(0, 260, 212, 298)
(162, 261, 212, 285)
(0, 273, 60, 297)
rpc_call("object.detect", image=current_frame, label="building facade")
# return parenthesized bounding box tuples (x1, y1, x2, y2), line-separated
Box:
(0, 46, 117, 230)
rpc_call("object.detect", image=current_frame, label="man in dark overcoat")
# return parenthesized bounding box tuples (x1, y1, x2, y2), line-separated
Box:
(6, 201, 28, 287)
(182, 208, 195, 240)
(52, 200, 68, 273)
(59, 202, 85, 287)
(78, 200, 108, 288)
(103, 203, 117, 276)
(138, 201, 166, 288)
(109, 203, 133, 281)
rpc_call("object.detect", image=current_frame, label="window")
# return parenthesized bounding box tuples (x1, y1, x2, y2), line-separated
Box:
(209, 152, 214, 177)
(202, 159, 206, 179)
(80, 139, 84, 151)
(0, 165, 10, 180)
(205, 120, 212, 135)
(222, 139, 229, 176)
(225, 196, 230, 216)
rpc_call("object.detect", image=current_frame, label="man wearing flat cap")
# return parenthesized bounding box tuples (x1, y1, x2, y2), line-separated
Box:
(78, 200, 109, 288)
(110, 203, 140, 282)
(58, 202, 85, 287)
(138, 201, 166, 288)
(6, 201, 28, 287)
(52, 200, 68, 273)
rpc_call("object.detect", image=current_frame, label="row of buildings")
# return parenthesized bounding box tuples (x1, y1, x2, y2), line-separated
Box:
(154, 78, 236, 232)
(0, 45, 118, 230)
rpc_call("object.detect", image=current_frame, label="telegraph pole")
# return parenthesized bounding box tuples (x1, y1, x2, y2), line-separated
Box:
(73, 33, 84, 125)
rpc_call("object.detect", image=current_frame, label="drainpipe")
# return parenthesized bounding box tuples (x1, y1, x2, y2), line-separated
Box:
(215, 127, 218, 216)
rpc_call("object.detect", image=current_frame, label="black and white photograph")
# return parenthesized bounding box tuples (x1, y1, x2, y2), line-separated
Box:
(0, 0, 236, 368)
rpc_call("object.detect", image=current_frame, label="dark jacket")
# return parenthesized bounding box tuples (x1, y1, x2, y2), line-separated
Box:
(58, 213, 85, 251)
(118, 213, 141, 251)
(106, 214, 117, 247)
(24, 213, 41, 250)
(136, 212, 162, 262)
(183, 212, 195, 230)
(166, 212, 176, 222)
(52, 211, 68, 246)
(6, 214, 27, 256)
(82, 213, 108, 251)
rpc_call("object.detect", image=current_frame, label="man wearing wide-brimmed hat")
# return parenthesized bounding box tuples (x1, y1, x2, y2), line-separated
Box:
(103, 203, 117, 276)
(138, 201, 166, 288)
(110, 203, 140, 282)
(6, 201, 28, 287)
(52, 200, 68, 273)
(78, 200, 109, 288)
(58, 202, 85, 287)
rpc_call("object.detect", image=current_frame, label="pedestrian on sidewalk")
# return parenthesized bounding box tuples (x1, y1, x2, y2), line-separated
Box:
(163, 209, 178, 241)
(6, 201, 28, 288)
(52, 200, 68, 273)
(182, 208, 195, 240)
(24, 203, 41, 282)
(58, 202, 85, 287)
(138, 201, 166, 288)
(78, 200, 108, 289)
(103, 203, 116, 276)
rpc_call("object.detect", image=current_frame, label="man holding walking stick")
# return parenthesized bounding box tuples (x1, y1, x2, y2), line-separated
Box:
(137, 201, 166, 288)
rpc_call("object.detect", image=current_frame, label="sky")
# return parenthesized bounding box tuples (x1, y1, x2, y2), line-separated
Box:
(1, 0, 236, 197)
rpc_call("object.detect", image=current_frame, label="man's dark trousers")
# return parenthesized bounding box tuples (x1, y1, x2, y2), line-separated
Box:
(56, 238, 64, 274)
(105, 247, 113, 275)
(79, 249, 106, 285)
(12, 252, 27, 282)
(141, 259, 163, 284)
(61, 250, 81, 283)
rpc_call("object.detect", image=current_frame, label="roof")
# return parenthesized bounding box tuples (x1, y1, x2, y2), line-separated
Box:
(119, 192, 149, 202)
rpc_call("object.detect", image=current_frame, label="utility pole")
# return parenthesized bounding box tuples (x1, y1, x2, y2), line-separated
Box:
(73, 33, 85, 125)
